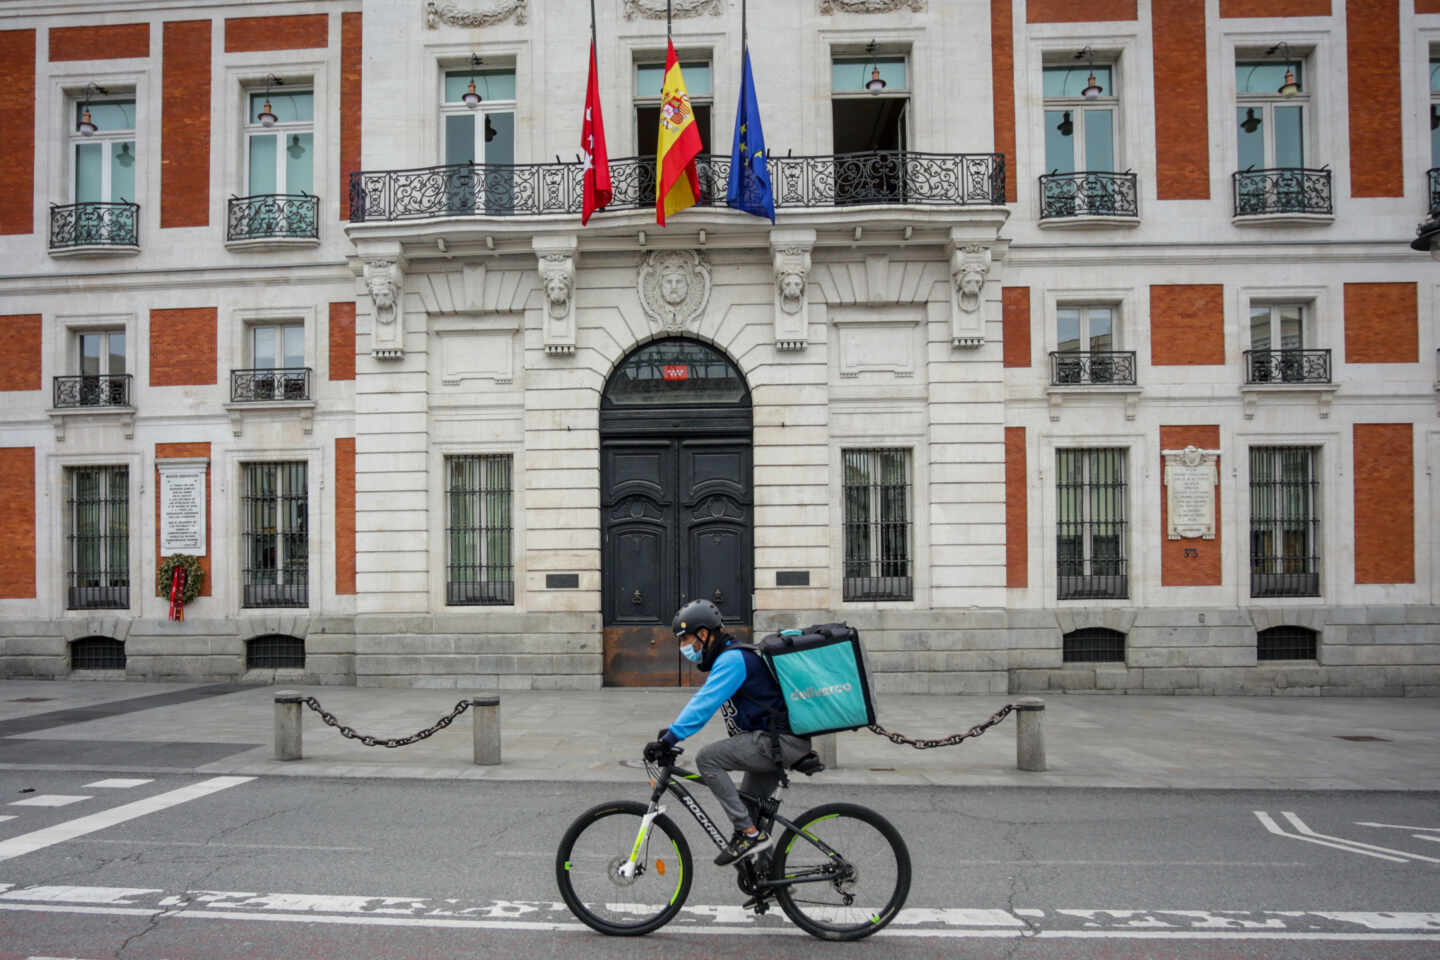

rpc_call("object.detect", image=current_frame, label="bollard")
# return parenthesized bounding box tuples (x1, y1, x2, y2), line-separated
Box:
(274, 690, 303, 761)
(811, 732, 838, 770)
(471, 695, 501, 765)
(1015, 697, 1046, 772)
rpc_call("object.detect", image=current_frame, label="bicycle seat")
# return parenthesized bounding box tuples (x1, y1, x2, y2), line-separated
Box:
(790, 751, 825, 776)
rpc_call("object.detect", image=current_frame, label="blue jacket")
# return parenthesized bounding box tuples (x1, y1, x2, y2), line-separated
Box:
(662, 638, 789, 743)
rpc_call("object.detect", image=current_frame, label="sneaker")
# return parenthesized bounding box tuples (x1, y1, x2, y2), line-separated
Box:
(714, 828, 773, 866)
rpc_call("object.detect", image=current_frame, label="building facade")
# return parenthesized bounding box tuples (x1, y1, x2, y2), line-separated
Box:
(0, 0, 1437, 696)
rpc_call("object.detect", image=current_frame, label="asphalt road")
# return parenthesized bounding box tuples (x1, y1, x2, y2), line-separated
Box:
(0, 771, 1437, 959)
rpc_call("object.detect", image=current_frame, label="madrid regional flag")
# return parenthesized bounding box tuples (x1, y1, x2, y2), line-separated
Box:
(655, 40, 702, 226)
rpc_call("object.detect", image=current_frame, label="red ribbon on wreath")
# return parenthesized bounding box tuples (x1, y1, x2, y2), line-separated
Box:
(168, 566, 187, 622)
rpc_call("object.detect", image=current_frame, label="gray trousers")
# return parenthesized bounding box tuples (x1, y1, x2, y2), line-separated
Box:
(696, 730, 812, 832)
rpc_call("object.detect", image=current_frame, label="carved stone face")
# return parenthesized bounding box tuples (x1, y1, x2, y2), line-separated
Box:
(780, 272, 804, 302)
(368, 274, 395, 310)
(544, 273, 570, 307)
(660, 265, 689, 306)
(959, 266, 984, 298)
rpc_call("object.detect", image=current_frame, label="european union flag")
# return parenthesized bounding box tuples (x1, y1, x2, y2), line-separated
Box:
(727, 48, 774, 222)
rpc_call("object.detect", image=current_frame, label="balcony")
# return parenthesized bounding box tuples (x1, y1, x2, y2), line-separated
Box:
(1240, 349, 1337, 419)
(226, 193, 320, 248)
(1038, 171, 1139, 226)
(1429, 168, 1440, 218)
(230, 367, 311, 402)
(49, 201, 139, 255)
(1045, 351, 1140, 423)
(1232, 167, 1333, 224)
(53, 374, 131, 408)
(348, 151, 1006, 222)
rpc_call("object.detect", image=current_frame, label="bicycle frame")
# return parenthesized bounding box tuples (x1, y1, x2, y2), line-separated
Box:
(626, 757, 850, 893)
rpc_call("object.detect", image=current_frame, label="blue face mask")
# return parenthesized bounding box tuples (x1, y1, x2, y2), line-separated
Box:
(680, 640, 704, 663)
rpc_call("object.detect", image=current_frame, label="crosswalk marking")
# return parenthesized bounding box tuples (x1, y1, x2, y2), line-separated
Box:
(9, 795, 90, 808)
(83, 779, 153, 789)
(0, 816, 14, 823)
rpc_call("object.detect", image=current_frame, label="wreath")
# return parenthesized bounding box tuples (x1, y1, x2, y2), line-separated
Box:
(156, 554, 205, 604)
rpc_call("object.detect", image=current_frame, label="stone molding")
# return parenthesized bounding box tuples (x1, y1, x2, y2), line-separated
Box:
(425, 0, 527, 28)
(625, 0, 722, 20)
(819, 0, 926, 12)
(535, 235, 579, 355)
(638, 249, 711, 334)
(770, 229, 814, 351)
(363, 257, 406, 360)
(948, 241, 990, 348)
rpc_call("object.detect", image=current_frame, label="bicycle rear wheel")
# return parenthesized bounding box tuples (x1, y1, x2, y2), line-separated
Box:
(555, 800, 693, 936)
(771, 801, 910, 941)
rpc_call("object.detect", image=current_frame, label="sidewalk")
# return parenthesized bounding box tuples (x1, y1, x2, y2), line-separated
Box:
(2, 678, 1438, 790)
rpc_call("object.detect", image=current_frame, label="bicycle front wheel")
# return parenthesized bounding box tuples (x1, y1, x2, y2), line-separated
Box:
(771, 801, 911, 941)
(555, 800, 693, 936)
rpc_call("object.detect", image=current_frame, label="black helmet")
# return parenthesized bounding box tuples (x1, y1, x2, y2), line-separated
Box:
(672, 599, 723, 639)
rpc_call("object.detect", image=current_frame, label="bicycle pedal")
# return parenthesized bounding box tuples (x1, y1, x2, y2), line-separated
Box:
(741, 895, 770, 915)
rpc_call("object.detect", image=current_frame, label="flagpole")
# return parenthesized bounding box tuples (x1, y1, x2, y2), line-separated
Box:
(667, 0, 672, 37)
(741, 0, 746, 50)
(590, 0, 596, 39)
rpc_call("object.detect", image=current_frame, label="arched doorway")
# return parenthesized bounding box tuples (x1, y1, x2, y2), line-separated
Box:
(600, 337, 753, 686)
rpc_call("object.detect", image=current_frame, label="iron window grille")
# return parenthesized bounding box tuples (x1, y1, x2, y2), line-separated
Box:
(446, 454, 514, 605)
(1243, 348, 1330, 384)
(1056, 448, 1128, 600)
(230, 367, 311, 402)
(50, 200, 140, 250)
(1249, 447, 1320, 597)
(246, 633, 306, 669)
(70, 636, 126, 670)
(226, 193, 319, 242)
(1232, 167, 1332, 216)
(66, 466, 129, 609)
(54, 373, 132, 408)
(1040, 171, 1137, 219)
(842, 448, 913, 601)
(1050, 351, 1137, 385)
(1257, 625, 1318, 661)
(1062, 627, 1126, 663)
(241, 461, 308, 608)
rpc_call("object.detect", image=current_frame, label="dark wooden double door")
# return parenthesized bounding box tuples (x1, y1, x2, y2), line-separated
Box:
(602, 438, 752, 686)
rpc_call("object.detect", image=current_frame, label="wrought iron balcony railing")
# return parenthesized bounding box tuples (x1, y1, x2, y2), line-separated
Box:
(1232, 167, 1332, 217)
(1039, 171, 1138, 220)
(230, 367, 312, 402)
(49, 201, 139, 250)
(53, 374, 132, 408)
(1243, 348, 1331, 384)
(1050, 351, 1137, 386)
(227, 193, 319, 242)
(1428, 168, 1440, 218)
(348, 151, 1006, 222)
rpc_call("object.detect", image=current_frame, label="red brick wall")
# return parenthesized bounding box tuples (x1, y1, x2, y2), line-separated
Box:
(50, 23, 150, 60)
(1419, 0, 1440, 13)
(1344, 282, 1417, 363)
(0, 30, 35, 236)
(1150, 285, 1225, 365)
(161, 20, 211, 228)
(335, 437, 356, 595)
(340, 12, 362, 220)
(329, 302, 355, 381)
(1160, 425, 1222, 587)
(1220, 0, 1329, 14)
(1348, 0, 1402, 197)
(224, 15, 328, 52)
(989, 0, 1016, 203)
(1002, 288, 1030, 368)
(0, 447, 36, 598)
(0, 315, 42, 391)
(1354, 424, 1414, 584)
(1152, 0, 1210, 200)
(1005, 427, 1027, 588)
(1028, 0, 1136, 20)
(149, 308, 217, 386)
(155, 442, 212, 597)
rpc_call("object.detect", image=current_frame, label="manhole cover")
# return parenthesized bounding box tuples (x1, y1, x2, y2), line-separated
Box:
(1335, 735, 1390, 742)
(9, 697, 54, 703)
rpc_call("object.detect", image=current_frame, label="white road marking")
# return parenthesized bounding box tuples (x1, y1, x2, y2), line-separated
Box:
(73, 838, 370, 852)
(9, 795, 90, 808)
(1254, 811, 1408, 862)
(1280, 811, 1440, 863)
(0, 815, 14, 823)
(1415, 835, 1440, 844)
(0, 776, 253, 863)
(83, 778, 153, 789)
(1355, 821, 1440, 831)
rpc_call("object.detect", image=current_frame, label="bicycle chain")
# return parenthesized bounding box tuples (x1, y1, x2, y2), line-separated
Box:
(300, 696, 472, 748)
(866, 703, 1016, 749)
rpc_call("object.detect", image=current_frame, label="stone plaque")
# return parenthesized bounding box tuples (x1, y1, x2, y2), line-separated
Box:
(159, 461, 207, 556)
(1162, 446, 1219, 540)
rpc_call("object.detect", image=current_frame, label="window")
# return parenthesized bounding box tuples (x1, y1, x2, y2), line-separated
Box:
(66, 466, 129, 609)
(68, 95, 137, 246)
(1431, 57, 1439, 168)
(842, 448, 912, 601)
(1257, 625, 1317, 661)
(1056, 448, 1127, 600)
(239, 323, 308, 400)
(245, 88, 313, 197)
(70, 636, 126, 670)
(241, 462, 308, 607)
(72, 329, 127, 405)
(247, 634, 305, 669)
(831, 52, 909, 204)
(441, 65, 516, 214)
(1236, 58, 1306, 171)
(1043, 64, 1117, 175)
(1054, 305, 1122, 383)
(1062, 627, 1126, 663)
(1249, 446, 1319, 597)
(1246, 303, 1320, 383)
(636, 58, 712, 155)
(446, 454, 514, 605)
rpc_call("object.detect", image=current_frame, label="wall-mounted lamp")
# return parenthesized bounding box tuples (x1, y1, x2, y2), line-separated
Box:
(1056, 111, 1073, 137)
(76, 82, 107, 136)
(257, 74, 282, 126)
(1266, 42, 1300, 97)
(863, 40, 886, 94)
(1077, 46, 1103, 99)
(1240, 107, 1262, 133)
(463, 54, 484, 107)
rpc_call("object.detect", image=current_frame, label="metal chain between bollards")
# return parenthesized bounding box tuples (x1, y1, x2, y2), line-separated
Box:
(300, 696, 472, 748)
(866, 703, 1016, 750)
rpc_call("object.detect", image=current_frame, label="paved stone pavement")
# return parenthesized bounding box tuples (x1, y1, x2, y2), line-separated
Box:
(1, 678, 1438, 789)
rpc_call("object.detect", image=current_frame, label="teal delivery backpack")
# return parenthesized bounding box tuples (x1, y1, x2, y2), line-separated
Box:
(756, 622, 877, 736)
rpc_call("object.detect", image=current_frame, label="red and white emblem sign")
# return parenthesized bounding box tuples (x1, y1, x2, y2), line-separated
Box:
(662, 364, 689, 381)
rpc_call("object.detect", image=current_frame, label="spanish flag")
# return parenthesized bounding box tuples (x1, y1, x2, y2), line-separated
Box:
(655, 40, 702, 226)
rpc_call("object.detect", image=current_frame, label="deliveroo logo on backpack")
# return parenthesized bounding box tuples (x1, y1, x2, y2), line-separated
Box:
(790, 681, 853, 702)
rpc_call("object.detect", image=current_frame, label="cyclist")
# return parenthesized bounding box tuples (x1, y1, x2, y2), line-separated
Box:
(643, 599, 812, 866)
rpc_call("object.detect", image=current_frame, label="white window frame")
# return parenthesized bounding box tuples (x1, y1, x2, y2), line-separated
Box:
(249, 321, 306, 370)
(633, 51, 714, 154)
(239, 459, 310, 609)
(1235, 54, 1310, 171)
(839, 446, 915, 603)
(1246, 444, 1322, 599)
(242, 83, 315, 197)
(1233, 430, 1336, 606)
(1038, 431, 1146, 607)
(1247, 301, 1308, 353)
(69, 94, 137, 204)
(440, 62, 518, 165)
(1054, 446, 1130, 601)
(1041, 60, 1121, 174)
(430, 442, 524, 611)
(64, 464, 131, 611)
(48, 451, 143, 618)
(828, 46, 911, 153)
(1430, 53, 1440, 168)
(443, 453, 516, 606)
(75, 327, 127, 377)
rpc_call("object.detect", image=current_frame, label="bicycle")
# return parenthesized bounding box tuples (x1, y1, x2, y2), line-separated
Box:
(554, 745, 911, 941)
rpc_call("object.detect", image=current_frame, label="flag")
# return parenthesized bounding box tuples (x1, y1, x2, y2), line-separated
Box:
(580, 41, 612, 225)
(726, 47, 774, 222)
(656, 40, 702, 226)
